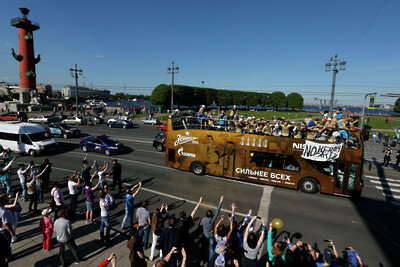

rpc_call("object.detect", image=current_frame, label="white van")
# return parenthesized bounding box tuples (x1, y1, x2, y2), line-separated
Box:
(0, 122, 58, 156)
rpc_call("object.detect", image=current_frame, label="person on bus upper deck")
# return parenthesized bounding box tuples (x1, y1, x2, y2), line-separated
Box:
(280, 121, 291, 137)
(236, 117, 246, 133)
(255, 123, 264, 135)
(337, 108, 344, 120)
(322, 110, 329, 124)
(229, 105, 238, 119)
(304, 115, 312, 125)
(262, 122, 272, 136)
(197, 107, 207, 125)
(324, 118, 335, 133)
(273, 124, 281, 136)
(218, 110, 227, 128)
(307, 117, 316, 128)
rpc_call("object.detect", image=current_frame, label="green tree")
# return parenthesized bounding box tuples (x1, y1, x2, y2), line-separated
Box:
(150, 84, 170, 109)
(206, 88, 218, 106)
(270, 91, 287, 111)
(286, 92, 304, 110)
(246, 92, 260, 107)
(394, 97, 400, 113)
(261, 93, 272, 108)
(218, 90, 233, 107)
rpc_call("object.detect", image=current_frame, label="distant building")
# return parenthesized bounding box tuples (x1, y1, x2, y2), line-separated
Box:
(36, 84, 52, 95)
(62, 86, 110, 100)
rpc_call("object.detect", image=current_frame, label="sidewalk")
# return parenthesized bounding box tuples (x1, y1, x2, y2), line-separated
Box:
(9, 199, 137, 267)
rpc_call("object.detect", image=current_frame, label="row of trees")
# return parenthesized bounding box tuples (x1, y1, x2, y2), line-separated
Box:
(150, 84, 304, 110)
(111, 93, 150, 101)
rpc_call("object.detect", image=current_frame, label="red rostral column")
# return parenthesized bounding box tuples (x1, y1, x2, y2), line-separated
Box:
(10, 7, 41, 103)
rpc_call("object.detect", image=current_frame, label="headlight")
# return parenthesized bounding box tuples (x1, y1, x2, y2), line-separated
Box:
(66, 130, 70, 133)
(111, 147, 118, 149)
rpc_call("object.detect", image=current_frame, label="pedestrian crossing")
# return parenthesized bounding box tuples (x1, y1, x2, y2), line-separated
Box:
(365, 175, 400, 206)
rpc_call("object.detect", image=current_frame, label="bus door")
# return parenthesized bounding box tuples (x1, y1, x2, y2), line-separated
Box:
(222, 147, 246, 178)
(334, 161, 360, 195)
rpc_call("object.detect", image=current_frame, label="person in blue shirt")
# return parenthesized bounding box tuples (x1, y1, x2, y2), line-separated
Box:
(197, 107, 207, 125)
(218, 110, 227, 128)
(121, 181, 141, 230)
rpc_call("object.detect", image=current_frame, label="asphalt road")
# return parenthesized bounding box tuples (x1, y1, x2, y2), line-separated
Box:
(9, 121, 400, 266)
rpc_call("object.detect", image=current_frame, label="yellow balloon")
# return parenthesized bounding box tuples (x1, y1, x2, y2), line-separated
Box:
(271, 218, 284, 229)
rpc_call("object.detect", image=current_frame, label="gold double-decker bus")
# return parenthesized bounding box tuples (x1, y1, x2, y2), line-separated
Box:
(165, 116, 364, 197)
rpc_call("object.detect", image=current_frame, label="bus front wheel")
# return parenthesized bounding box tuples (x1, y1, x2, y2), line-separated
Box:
(191, 161, 205, 175)
(299, 177, 319, 194)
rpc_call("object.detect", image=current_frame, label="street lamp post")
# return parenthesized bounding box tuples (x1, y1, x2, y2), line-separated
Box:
(167, 61, 179, 113)
(314, 97, 323, 109)
(325, 54, 346, 117)
(70, 64, 83, 116)
(360, 92, 377, 130)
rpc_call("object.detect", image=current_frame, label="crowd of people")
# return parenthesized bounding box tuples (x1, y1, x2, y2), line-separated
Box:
(0, 149, 365, 266)
(195, 106, 360, 148)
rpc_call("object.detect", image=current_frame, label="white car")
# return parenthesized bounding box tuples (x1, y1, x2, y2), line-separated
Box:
(62, 116, 85, 125)
(28, 116, 53, 124)
(107, 116, 130, 124)
(141, 118, 161, 125)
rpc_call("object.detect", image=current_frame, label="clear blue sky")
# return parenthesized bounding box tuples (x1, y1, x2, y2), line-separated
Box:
(0, 0, 399, 105)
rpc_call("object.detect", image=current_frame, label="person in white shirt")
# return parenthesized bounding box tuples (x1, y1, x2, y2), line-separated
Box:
(94, 160, 108, 190)
(51, 182, 64, 221)
(99, 192, 111, 246)
(17, 162, 31, 201)
(68, 171, 81, 216)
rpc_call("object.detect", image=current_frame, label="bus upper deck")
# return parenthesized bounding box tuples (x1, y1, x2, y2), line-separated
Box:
(165, 115, 364, 197)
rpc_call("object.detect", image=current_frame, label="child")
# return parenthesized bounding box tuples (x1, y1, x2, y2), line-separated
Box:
(39, 208, 53, 250)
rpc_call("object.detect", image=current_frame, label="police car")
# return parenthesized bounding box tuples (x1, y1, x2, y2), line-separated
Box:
(79, 134, 125, 156)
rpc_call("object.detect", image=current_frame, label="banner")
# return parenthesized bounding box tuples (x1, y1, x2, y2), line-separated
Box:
(368, 95, 375, 109)
(301, 140, 342, 162)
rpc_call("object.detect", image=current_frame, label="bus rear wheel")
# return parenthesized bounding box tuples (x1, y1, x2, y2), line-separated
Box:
(299, 177, 319, 194)
(191, 161, 205, 175)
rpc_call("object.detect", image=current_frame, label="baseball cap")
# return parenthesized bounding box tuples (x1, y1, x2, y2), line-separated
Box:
(42, 208, 52, 216)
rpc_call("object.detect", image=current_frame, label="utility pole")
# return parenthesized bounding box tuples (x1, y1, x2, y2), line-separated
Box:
(325, 54, 346, 117)
(360, 92, 377, 129)
(70, 64, 83, 116)
(167, 61, 179, 112)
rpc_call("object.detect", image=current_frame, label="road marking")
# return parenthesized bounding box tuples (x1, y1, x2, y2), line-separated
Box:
(382, 193, 400, 201)
(370, 180, 400, 187)
(365, 175, 399, 182)
(44, 165, 248, 216)
(256, 186, 273, 259)
(375, 186, 400, 193)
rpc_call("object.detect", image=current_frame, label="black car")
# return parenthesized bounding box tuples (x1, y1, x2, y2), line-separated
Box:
(153, 132, 166, 152)
(107, 119, 133, 129)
